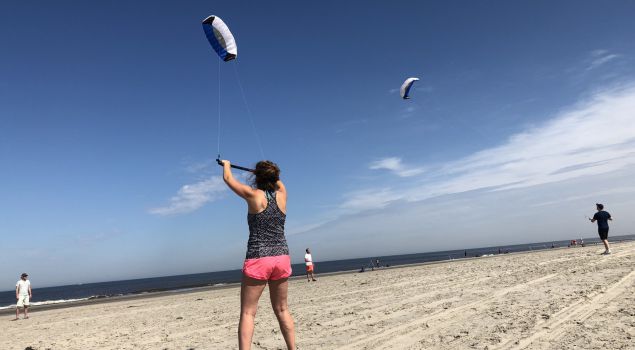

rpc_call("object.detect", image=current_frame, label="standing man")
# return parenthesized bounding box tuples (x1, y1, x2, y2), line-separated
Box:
(15, 273, 32, 320)
(589, 203, 612, 255)
(304, 248, 317, 282)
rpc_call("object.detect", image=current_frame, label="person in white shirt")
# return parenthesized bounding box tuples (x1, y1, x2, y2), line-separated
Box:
(15, 272, 32, 320)
(304, 248, 317, 282)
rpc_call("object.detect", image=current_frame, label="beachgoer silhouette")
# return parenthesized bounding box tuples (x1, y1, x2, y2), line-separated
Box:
(589, 203, 612, 254)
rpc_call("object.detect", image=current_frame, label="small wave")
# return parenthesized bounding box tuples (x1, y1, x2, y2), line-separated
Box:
(87, 294, 112, 300)
(32, 298, 89, 306)
(1, 298, 89, 310)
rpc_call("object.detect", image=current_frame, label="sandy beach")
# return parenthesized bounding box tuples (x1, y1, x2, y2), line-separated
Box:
(2, 242, 633, 350)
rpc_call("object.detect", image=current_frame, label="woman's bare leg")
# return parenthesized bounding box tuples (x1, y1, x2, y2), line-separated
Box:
(269, 278, 296, 349)
(239, 275, 267, 350)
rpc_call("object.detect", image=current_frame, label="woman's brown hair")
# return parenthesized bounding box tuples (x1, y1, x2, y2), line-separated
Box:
(251, 160, 280, 192)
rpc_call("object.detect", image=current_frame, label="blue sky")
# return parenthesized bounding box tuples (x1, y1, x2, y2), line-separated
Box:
(2, 1, 635, 287)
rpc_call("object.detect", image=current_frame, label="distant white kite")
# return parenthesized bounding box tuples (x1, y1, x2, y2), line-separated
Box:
(400, 77, 420, 99)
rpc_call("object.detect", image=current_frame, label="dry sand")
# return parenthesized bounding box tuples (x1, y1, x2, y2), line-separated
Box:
(2, 242, 634, 350)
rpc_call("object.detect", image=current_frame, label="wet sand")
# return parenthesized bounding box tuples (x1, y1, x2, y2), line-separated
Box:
(2, 241, 634, 349)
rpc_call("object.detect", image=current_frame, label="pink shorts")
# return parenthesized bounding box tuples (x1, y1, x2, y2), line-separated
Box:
(243, 255, 292, 281)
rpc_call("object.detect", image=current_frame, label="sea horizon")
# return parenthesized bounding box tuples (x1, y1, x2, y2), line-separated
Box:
(2, 234, 633, 310)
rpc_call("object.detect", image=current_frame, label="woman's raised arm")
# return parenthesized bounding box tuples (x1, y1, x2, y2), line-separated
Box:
(221, 160, 255, 200)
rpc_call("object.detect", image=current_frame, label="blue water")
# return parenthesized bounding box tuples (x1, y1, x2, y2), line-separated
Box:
(2, 235, 633, 308)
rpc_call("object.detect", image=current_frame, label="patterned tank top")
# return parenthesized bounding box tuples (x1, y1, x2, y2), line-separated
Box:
(246, 190, 289, 259)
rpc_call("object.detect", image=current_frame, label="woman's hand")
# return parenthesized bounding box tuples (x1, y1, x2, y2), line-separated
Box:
(221, 160, 233, 181)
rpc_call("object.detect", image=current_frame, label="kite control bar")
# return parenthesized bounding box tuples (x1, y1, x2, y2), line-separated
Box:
(216, 158, 254, 172)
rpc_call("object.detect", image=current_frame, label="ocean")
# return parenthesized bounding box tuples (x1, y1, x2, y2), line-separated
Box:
(2, 235, 633, 309)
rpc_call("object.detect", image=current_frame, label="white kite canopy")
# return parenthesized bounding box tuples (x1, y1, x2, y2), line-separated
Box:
(400, 77, 420, 99)
(202, 15, 237, 61)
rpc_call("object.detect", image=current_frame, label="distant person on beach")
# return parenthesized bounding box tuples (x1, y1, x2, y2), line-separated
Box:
(220, 160, 295, 350)
(14, 273, 32, 320)
(304, 248, 317, 282)
(589, 203, 612, 255)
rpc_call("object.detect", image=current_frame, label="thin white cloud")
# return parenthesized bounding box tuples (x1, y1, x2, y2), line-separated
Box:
(529, 186, 635, 208)
(285, 221, 327, 236)
(287, 167, 635, 260)
(184, 160, 214, 173)
(591, 49, 608, 56)
(334, 118, 368, 134)
(586, 49, 621, 71)
(369, 157, 425, 177)
(74, 229, 123, 247)
(149, 176, 226, 215)
(397, 103, 422, 119)
(344, 84, 635, 213)
(339, 188, 402, 212)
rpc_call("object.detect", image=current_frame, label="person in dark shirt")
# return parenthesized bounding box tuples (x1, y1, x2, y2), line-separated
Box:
(589, 203, 612, 255)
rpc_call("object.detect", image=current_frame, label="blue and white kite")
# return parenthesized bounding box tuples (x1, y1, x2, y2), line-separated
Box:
(202, 15, 237, 62)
